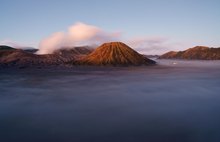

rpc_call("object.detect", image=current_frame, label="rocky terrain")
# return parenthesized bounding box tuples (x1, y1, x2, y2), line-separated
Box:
(0, 45, 93, 68)
(0, 42, 156, 68)
(77, 42, 156, 66)
(160, 46, 220, 60)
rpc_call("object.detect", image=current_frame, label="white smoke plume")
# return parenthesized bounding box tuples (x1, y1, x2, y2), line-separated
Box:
(37, 22, 121, 54)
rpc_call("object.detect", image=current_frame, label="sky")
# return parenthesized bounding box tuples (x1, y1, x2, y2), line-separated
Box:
(0, 0, 220, 54)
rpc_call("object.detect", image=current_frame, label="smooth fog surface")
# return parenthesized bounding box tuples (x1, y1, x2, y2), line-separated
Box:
(0, 60, 220, 142)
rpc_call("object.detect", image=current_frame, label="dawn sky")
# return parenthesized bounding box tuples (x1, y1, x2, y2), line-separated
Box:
(0, 0, 220, 53)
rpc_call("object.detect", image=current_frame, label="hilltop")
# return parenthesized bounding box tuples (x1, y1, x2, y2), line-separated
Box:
(160, 46, 220, 60)
(0, 45, 16, 51)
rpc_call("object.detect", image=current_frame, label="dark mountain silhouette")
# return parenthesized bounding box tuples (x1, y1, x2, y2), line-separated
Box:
(144, 55, 160, 59)
(0, 45, 16, 51)
(77, 42, 156, 66)
(160, 46, 220, 60)
(23, 48, 39, 53)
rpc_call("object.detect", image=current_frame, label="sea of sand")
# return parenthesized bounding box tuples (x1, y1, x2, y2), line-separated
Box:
(0, 59, 220, 142)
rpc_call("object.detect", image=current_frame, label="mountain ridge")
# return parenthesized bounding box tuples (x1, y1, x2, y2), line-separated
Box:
(0, 42, 156, 68)
(160, 46, 220, 60)
(0, 46, 93, 68)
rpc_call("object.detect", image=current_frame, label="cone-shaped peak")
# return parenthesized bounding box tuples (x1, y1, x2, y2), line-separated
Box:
(78, 42, 156, 66)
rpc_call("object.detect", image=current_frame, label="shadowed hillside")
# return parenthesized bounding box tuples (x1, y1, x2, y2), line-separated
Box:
(77, 42, 156, 66)
(160, 46, 220, 60)
(0, 45, 16, 51)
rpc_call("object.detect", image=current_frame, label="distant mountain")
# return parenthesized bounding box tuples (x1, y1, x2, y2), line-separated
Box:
(50, 46, 94, 63)
(160, 46, 220, 60)
(23, 48, 39, 53)
(0, 45, 16, 50)
(77, 42, 156, 66)
(54, 46, 93, 57)
(0, 45, 39, 53)
(144, 55, 160, 59)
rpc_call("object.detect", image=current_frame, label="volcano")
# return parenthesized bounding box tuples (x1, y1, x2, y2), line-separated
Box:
(78, 42, 156, 66)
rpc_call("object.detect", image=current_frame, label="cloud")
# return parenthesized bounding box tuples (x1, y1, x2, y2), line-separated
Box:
(126, 37, 190, 55)
(2, 22, 189, 55)
(37, 22, 121, 54)
(126, 37, 168, 54)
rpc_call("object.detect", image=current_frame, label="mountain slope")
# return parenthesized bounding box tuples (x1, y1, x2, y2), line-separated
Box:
(0, 46, 93, 68)
(0, 45, 16, 51)
(160, 46, 220, 60)
(0, 43, 155, 68)
(78, 42, 156, 66)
